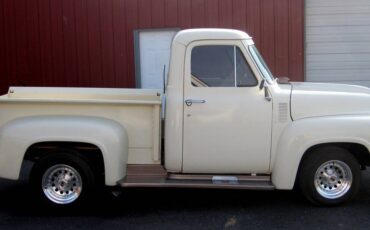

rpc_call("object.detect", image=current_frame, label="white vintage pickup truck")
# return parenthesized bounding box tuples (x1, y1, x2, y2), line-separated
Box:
(0, 29, 369, 207)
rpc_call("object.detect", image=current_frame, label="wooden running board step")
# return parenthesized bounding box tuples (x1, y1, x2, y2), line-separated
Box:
(118, 165, 275, 190)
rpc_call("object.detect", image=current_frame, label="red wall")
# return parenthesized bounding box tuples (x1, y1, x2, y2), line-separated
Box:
(0, 0, 304, 94)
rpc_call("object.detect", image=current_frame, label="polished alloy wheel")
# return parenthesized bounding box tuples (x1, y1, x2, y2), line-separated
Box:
(42, 164, 83, 204)
(314, 160, 352, 199)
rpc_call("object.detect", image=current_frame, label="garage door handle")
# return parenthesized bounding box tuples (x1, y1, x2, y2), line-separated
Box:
(185, 99, 206, 106)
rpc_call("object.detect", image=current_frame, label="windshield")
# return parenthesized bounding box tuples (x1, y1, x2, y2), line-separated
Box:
(248, 45, 275, 83)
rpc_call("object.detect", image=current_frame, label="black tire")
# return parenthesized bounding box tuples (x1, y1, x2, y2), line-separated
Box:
(30, 151, 96, 208)
(298, 146, 361, 206)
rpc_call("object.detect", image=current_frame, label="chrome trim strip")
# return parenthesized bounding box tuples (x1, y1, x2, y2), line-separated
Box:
(167, 173, 271, 182)
(118, 179, 274, 190)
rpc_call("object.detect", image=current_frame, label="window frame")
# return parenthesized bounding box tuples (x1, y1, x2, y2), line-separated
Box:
(188, 41, 259, 88)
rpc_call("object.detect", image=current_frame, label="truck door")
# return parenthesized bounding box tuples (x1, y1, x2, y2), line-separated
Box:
(182, 40, 272, 174)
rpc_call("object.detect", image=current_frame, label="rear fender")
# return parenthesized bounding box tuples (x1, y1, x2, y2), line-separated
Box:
(0, 116, 128, 186)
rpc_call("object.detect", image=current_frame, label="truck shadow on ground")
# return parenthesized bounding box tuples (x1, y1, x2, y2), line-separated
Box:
(1, 174, 370, 216)
(2, 172, 370, 230)
(0, 180, 305, 215)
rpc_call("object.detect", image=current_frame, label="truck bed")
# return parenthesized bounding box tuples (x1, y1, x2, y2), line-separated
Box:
(0, 87, 162, 164)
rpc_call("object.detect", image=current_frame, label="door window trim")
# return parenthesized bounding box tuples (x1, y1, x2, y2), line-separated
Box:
(188, 42, 260, 88)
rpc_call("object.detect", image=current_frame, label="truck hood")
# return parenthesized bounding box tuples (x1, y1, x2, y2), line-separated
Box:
(290, 82, 370, 120)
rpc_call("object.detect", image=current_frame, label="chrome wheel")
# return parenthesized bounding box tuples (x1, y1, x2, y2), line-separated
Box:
(314, 160, 352, 199)
(42, 164, 83, 204)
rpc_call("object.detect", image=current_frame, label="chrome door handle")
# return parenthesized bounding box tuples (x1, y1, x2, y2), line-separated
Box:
(185, 99, 206, 106)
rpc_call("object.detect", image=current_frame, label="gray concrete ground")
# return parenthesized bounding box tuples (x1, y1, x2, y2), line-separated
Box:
(1, 170, 370, 230)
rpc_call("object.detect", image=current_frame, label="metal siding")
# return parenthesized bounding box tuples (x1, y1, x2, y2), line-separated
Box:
(50, 0, 66, 86)
(205, 0, 219, 27)
(274, 0, 289, 78)
(151, 0, 165, 28)
(100, 0, 116, 87)
(0, 0, 6, 93)
(75, 0, 91, 86)
(178, 0, 191, 28)
(261, 0, 276, 73)
(138, 0, 152, 28)
(0, 0, 304, 94)
(289, 0, 304, 81)
(219, 0, 233, 28)
(306, 0, 370, 86)
(63, 0, 79, 87)
(125, 0, 138, 88)
(165, 0, 178, 27)
(232, 0, 247, 31)
(112, 0, 128, 87)
(3, 0, 17, 86)
(25, 0, 41, 87)
(38, 0, 53, 86)
(246, 0, 261, 46)
(15, 0, 29, 86)
(86, 0, 103, 87)
(191, 0, 206, 27)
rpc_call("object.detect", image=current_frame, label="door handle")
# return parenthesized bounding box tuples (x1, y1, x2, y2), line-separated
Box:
(185, 99, 206, 106)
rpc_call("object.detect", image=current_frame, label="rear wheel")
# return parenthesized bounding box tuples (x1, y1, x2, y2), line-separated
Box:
(30, 152, 96, 207)
(299, 146, 361, 205)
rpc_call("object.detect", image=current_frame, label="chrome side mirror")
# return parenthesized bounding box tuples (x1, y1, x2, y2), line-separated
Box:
(259, 79, 265, 90)
(260, 80, 272, 102)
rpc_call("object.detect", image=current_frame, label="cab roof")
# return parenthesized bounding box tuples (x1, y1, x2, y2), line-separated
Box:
(173, 28, 252, 46)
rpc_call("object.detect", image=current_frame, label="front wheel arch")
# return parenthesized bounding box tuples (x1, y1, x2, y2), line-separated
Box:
(297, 146, 361, 205)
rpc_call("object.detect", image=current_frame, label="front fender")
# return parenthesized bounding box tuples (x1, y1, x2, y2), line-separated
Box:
(272, 115, 370, 189)
(0, 116, 128, 186)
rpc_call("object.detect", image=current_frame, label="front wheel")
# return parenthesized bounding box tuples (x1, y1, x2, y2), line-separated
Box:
(298, 146, 361, 206)
(30, 152, 96, 207)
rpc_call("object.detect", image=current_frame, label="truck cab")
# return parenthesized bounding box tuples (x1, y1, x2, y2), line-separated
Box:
(165, 29, 277, 175)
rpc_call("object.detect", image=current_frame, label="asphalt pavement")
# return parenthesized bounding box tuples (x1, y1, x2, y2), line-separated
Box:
(1, 170, 370, 230)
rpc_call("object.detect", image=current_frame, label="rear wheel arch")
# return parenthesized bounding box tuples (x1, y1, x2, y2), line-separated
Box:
(24, 142, 105, 185)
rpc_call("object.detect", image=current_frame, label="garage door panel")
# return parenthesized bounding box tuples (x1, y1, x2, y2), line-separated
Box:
(306, 0, 370, 87)
(307, 61, 370, 70)
(307, 6, 370, 15)
(307, 69, 370, 82)
(307, 34, 370, 43)
(307, 0, 370, 7)
(307, 15, 370, 27)
(307, 42, 370, 54)
(307, 26, 370, 36)
(307, 53, 370, 63)
(308, 80, 370, 88)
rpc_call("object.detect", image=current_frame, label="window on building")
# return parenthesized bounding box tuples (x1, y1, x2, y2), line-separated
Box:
(191, 45, 257, 87)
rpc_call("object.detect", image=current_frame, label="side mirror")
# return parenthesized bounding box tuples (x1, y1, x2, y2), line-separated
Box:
(259, 80, 272, 102)
(259, 79, 266, 90)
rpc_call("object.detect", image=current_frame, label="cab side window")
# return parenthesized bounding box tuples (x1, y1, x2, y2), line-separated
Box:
(191, 45, 257, 87)
(191, 45, 235, 87)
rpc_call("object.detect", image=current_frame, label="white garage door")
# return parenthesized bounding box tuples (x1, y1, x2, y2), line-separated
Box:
(306, 0, 370, 87)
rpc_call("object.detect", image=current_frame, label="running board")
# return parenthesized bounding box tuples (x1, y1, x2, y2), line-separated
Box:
(118, 165, 274, 190)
